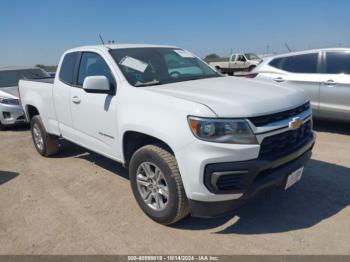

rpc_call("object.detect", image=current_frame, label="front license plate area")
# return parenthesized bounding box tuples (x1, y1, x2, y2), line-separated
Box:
(285, 167, 304, 190)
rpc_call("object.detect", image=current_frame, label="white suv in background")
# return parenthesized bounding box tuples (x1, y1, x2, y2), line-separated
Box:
(0, 67, 50, 130)
(250, 48, 350, 122)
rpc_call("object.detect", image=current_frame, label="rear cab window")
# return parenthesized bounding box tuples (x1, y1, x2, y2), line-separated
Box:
(269, 53, 319, 73)
(59, 52, 79, 85)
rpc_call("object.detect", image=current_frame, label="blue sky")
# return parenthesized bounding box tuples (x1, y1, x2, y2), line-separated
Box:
(1, 0, 349, 66)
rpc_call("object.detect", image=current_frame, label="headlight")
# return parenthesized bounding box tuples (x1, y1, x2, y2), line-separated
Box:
(188, 116, 257, 144)
(0, 97, 20, 105)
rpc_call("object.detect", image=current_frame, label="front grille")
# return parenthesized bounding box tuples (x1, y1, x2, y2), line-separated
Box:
(249, 102, 310, 127)
(259, 120, 312, 160)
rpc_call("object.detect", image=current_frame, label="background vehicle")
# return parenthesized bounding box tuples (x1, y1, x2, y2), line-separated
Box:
(208, 53, 262, 74)
(251, 48, 350, 122)
(0, 67, 50, 130)
(19, 44, 314, 225)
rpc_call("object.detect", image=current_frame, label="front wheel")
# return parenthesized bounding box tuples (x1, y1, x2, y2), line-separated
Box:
(30, 115, 60, 157)
(129, 144, 189, 225)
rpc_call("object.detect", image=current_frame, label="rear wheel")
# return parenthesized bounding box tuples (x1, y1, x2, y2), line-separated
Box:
(30, 115, 60, 156)
(129, 144, 189, 225)
(0, 121, 5, 131)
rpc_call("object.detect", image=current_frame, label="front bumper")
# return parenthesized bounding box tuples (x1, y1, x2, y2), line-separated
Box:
(188, 133, 315, 218)
(0, 104, 27, 126)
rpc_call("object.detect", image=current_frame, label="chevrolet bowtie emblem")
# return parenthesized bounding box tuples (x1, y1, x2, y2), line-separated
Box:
(289, 117, 303, 129)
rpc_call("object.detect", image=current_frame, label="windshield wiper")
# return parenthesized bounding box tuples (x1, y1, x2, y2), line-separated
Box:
(178, 75, 221, 82)
(134, 80, 161, 87)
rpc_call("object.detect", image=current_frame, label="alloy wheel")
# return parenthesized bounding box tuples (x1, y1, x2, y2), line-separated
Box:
(136, 162, 169, 211)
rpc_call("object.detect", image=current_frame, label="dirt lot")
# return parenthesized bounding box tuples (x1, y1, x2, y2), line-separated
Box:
(0, 120, 350, 255)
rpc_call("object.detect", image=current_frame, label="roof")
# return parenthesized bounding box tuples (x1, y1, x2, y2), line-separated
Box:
(266, 47, 350, 60)
(66, 43, 178, 53)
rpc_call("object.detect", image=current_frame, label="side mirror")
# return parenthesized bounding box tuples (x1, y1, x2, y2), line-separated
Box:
(83, 76, 110, 93)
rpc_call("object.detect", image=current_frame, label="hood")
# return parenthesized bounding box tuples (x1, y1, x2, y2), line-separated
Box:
(146, 76, 307, 118)
(0, 86, 19, 99)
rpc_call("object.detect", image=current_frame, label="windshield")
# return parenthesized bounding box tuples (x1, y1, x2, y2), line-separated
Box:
(0, 69, 50, 88)
(110, 48, 221, 87)
(244, 53, 260, 60)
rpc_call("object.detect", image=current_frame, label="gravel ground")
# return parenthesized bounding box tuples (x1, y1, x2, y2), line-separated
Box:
(0, 120, 349, 255)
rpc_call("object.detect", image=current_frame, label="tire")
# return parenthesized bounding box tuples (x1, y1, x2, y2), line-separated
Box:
(129, 144, 189, 225)
(30, 115, 60, 157)
(0, 121, 5, 131)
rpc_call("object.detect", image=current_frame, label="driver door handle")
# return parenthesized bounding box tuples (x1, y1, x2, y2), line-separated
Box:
(72, 96, 81, 104)
(323, 79, 337, 86)
(273, 77, 285, 83)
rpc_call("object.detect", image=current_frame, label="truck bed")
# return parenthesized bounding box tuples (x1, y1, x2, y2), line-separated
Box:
(19, 78, 58, 135)
(206, 57, 229, 63)
(23, 77, 55, 84)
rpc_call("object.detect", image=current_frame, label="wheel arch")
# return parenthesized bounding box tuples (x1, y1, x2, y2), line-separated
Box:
(26, 105, 40, 121)
(122, 131, 175, 168)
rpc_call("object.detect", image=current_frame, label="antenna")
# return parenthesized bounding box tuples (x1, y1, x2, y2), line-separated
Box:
(285, 43, 292, 52)
(99, 34, 105, 45)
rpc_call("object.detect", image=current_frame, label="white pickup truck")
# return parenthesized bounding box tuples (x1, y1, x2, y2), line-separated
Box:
(208, 53, 262, 75)
(19, 44, 315, 225)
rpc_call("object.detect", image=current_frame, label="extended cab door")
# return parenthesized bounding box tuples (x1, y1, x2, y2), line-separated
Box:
(319, 51, 350, 121)
(70, 51, 119, 159)
(54, 52, 80, 141)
